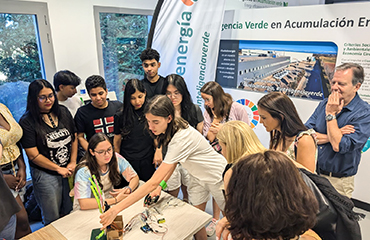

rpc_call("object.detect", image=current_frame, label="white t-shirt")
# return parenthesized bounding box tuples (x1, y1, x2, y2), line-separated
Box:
(59, 95, 83, 117)
(163, 126, 227, 184)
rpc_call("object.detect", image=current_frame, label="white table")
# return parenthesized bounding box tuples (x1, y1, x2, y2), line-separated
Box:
(23, 192, 212, 240)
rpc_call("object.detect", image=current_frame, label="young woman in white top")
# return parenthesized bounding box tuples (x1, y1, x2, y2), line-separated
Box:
(100, 95, 227, 240)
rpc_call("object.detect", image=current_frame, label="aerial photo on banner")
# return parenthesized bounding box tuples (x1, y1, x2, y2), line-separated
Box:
(216, 40, 338, 100)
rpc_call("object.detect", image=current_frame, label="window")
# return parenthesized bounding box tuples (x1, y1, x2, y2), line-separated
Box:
(0, 1, 56, 121)
(94, 6, 152, 101)
(0, 1, 56, 181)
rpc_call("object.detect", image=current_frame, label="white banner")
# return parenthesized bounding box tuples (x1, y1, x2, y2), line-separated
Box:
(218, 2, 370, 202)
(151, 0, 226, 106)
(240, 0, 325, 9)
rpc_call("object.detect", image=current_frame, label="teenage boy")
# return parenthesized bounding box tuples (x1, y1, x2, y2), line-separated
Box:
(140, 48, 167, 99)
(74, 75, 122, 151)
(54, 70, 82, 117)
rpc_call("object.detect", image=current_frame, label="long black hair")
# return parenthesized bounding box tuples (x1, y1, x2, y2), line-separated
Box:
(257, 92, 307, 151)
(118, 79, 147, 138)
(74, 133, 121, 190)
(25, 79, 75, 142)
(164, 74, 198, 128)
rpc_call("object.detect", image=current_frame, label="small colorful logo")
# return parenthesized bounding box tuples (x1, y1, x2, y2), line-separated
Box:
(181, 0, 198, 6)
(237, 99, 259, 128)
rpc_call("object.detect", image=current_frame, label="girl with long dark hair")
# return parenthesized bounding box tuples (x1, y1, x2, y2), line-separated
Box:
(161, 74, 203, 201)
(74, 133, 139, 210)
(19, 79, 77, 225)
(113, 79, 155, 181)
(257, 92, 317, 172)
(101, 95, 227, 240)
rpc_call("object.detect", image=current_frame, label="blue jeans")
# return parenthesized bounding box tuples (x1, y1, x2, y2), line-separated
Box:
(31, 167, 72, 225)
(0, 214, 16, 240)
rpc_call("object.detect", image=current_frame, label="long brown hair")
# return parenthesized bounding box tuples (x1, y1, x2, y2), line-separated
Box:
(200, 81, 233, 120)
(144, 95, 188, 147)
(74, 133, 121, 190)
(225, 150, 318, 240)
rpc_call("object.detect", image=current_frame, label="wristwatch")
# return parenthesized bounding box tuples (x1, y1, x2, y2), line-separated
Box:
(325, 114, 336, 121)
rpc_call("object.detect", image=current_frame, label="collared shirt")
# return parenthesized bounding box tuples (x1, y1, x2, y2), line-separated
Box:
(305, 94, 370, 176)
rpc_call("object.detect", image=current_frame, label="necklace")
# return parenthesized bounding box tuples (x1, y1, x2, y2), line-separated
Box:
(47, 113, 57, 128)
(42, 113, 57, 128)
(134, 111, 143, 121)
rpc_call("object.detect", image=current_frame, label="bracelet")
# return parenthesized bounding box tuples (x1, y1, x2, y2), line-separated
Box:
(159, 180, 167, 190)
(114, 197, 117, 204)
(125, 186, 132, 194)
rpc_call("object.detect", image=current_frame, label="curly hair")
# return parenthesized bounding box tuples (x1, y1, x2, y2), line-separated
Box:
(85, 75, 107, 94)
(225, 150, 318, 240)
(140, 48, 160, 62)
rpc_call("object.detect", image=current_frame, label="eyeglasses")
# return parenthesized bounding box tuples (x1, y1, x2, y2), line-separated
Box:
(94, 147, 113, 156)
(166, 92, 181, 98)
(38, 93, 55, 103)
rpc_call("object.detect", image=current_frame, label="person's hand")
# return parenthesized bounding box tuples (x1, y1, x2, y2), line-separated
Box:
(3, 174, 19, 190)
(144, 186, 162, 207)
(150, 186, 162, 198)
(56, 167, 72, 178)
(209, 122, 223, 135)
(340, 125, 355, 135)
(111, 188, 131, 202)
(66, 162, 76, 173)
(326, 91, 344, 115)
(216, 217, 231, 240)
(16, 168, 27, 191)
(153, 148, 163, 168)
(100, 205, 119, 229)
(109, 188, 125, 198)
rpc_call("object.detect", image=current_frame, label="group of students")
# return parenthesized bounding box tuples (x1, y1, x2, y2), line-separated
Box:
(0, 48, 358, 240)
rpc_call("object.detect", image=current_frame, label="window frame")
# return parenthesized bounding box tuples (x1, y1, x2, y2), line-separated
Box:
(0, 0, 56, 81)
(93, 6, 153, 78)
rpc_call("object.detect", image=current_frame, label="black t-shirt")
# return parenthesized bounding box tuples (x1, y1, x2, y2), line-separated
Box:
(19, 105, 76, 174)
(141, 76, 166, 100)
(187, 104, 204, 128)
(114, 109, 154, 162)
(75, 100, 122, 142)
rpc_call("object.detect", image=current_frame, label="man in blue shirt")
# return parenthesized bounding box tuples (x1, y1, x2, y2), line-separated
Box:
(306, 62, 370, 198)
